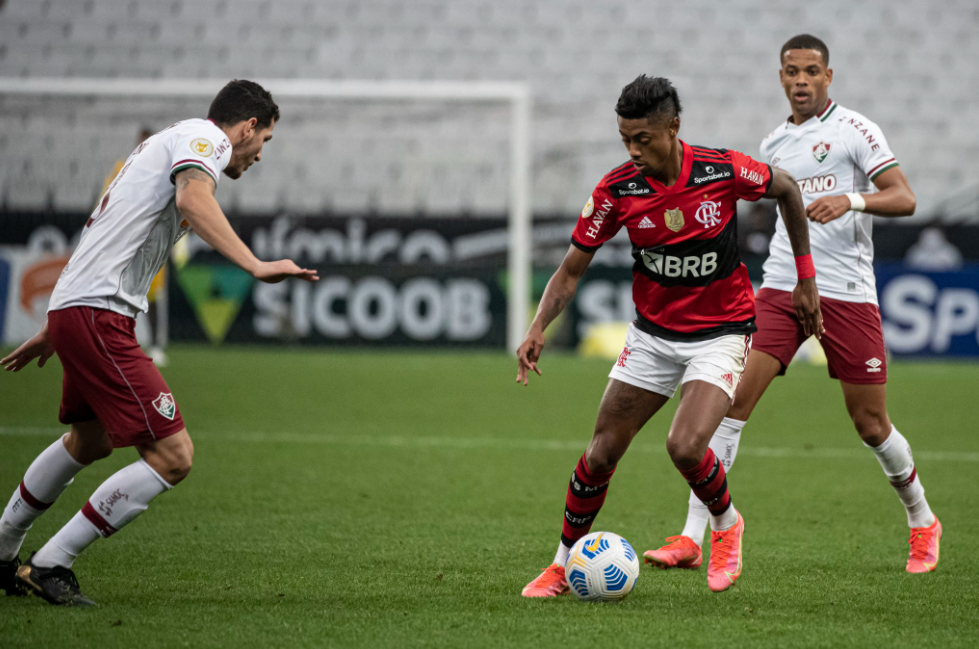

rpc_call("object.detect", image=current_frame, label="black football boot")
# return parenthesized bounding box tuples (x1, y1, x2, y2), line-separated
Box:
(15, 553, 96, 607)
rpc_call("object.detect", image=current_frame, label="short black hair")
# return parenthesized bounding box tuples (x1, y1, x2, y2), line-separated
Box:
(615, 75, 682, 124)
(780, 34, 829, 65)
(207, 79, 280, 129)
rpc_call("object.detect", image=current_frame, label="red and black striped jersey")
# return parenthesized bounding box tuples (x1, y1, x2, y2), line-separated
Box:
(571, 141, 773, 341)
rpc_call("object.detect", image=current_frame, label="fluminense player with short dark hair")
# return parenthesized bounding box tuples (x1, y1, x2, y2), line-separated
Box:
(645, 34, 941, 574)
(518, 75, 823, 596)
(0, 80, 319, 606)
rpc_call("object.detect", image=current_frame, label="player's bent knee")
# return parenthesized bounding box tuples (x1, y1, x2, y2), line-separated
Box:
(67, 423, 114, 464)
(584, 431, 628, 474)
(665, 434, 703, 470)
(726, 400, 754, 422)
(81, 435, 114, 462)
(156, 451, 192, 485)
(141, 430, 194, 485)
(852, 411, 890, 447)
(166, 441, 194, 485)
(583, 447, 617, 474)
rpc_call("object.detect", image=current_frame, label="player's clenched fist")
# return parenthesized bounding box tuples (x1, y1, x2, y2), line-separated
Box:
(792, 277, 824, 339)
(806, 195, 851, 224)
(516, 328, 545, 386)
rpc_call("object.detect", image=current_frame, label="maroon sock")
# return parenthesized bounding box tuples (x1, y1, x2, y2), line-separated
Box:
(678, 448, 732, 516)
(560, 454, 616, 548)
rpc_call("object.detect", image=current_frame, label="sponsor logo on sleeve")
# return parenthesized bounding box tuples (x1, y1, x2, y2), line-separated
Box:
(812, 141, 831, 163)
(844, 118, 882, 151)
(213, 138, 230, 160)
(190, 138, 214, 157)
(740, 168, 765, 185)
(585, 199, 614, 239)
(694, 201, 722, 228)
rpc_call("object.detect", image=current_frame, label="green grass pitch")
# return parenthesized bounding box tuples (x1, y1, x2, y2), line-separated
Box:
(1, 347, 977, 648)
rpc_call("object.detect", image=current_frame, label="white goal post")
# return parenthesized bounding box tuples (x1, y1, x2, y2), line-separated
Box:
(0, 77, 533, 352)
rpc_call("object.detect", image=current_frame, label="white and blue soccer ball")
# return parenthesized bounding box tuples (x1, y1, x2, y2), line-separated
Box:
(565, 531, 640, 601)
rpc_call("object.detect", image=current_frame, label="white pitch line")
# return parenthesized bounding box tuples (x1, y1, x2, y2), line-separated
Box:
(1, 426, 976, 463)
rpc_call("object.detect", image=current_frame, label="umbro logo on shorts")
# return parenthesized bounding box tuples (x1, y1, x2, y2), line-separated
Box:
(866, 358, 883, 373)
(152, 392, 177, 420)
(638, 216, 656, 229)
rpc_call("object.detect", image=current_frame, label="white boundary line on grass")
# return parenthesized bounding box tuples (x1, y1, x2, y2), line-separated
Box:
(1, 426, 977, 463)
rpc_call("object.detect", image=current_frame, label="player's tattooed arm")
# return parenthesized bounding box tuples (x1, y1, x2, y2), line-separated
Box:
(765, 166, 824, 339)
(516, 245, 595, 385)
(175, 167, 216, 195)
(174, 168, 318, 284)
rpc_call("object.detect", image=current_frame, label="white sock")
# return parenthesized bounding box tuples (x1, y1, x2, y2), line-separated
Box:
(681, 417, 745, 546)
(868, 425, 935, 529)
(710, 506, 739, 532)
(553, 542, 570, 567)
(681, 491, 711, 547)
(33, 459, 172, 568)
(0, 434, 86, 561)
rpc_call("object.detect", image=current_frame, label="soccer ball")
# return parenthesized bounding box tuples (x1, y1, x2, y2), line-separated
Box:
(565, 531, 640, 601)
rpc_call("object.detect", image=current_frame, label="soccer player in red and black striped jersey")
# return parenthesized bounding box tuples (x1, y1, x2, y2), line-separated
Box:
(517, 75, 822, 596)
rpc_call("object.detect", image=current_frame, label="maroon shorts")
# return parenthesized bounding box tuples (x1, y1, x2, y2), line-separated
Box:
(47, 306, 185, 447)
(752, 288, 887, 384)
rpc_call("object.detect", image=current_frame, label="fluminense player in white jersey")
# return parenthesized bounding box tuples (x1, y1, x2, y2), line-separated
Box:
(0, 80, 319, 606)
(645, 35, 941, 574)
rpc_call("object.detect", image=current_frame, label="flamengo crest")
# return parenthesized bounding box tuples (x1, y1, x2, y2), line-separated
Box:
(695, 201, 722, 228)
(664, 208, 685, 232)
(152, 392, 177, 420)
(616, 347, 631, 367)
(813, 141, 831, 163)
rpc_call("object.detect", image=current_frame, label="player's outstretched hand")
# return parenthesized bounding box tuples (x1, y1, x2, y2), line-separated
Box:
(1, 330, 55, 372)
(806, 195, 851, 224)
(253, 259, 319, 284)
(792, 277, 824, 340)
(516, 328, 545, 386)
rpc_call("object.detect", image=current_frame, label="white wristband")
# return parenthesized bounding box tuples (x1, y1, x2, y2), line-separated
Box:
(846, 193, 866, 212)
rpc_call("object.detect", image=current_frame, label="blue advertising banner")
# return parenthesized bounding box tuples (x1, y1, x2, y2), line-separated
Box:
(877, 263, 979, 357)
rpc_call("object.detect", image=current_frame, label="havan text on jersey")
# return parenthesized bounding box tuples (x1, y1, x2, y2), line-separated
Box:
(571, 141, 773, 340)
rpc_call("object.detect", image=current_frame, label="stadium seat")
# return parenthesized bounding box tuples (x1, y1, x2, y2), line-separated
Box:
(0, 0, 975, 217)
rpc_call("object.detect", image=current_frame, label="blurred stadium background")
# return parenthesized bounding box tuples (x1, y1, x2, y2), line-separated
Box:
(2, 0, 978, 358)
(2, 2, 979, 646)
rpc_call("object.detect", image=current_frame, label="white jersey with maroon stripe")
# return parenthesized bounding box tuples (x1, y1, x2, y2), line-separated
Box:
(760, 100, 899, 305)
(49, 119, 231, 317)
